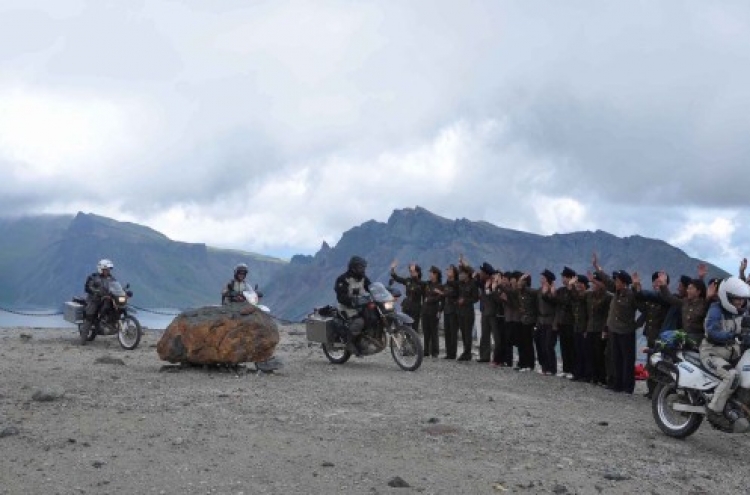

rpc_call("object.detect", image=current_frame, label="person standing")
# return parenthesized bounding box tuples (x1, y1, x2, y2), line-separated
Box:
(569, 275, 591, 381)
(440, 264, 460, 359)
(474, 262, 500, 363)
(632, 271, 673, 398)
(422, 266, 444, 358)
(554, 267, 577, 378)
(585, 271, 613, 386)
(390, 261, 425, 332)
(456, 264, 479, 361)
(516, 273, 538, 371)
(537, 269, 558, 375)
(593, 253, 638, 394)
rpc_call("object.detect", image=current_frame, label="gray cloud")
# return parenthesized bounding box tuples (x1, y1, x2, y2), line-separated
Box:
(1, 1, 750, 272)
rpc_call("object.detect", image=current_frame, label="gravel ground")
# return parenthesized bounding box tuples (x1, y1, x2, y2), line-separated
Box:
(1, 325, 749, 495)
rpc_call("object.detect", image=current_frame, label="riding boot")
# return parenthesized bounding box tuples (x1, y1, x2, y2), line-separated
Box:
(346, 332, 362, 357)
(79, 319, 92, 345)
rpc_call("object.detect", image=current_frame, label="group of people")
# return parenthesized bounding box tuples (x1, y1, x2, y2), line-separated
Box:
(384, 253, 750, 423)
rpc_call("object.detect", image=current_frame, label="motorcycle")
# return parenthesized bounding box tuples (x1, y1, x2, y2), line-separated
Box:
(647, 327, 750, 438)
(306, 282, 424, 371)
(64, 280, 142, 350)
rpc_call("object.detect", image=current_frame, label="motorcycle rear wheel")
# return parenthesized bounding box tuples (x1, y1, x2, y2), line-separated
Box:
(390, 326, 423, 371)
(652, 382, 704, 439)
(118, 315, 142, 350)
(322, 341, 351, 364)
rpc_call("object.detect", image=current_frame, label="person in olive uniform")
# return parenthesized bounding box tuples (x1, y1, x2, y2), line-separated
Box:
(515, 273, 538, 371)
(585, 271, 613, 386)
(495, 271, 514, 367)
(554, 267, 578, 378)
(569, 274, 591, 381)
(474, 261, 500, 363)
(654, 273, 714, 346)
(422, 266, 445, 358)
(537, 269, 558, 375)
(440, 264, 460, 359)
(390, 261, 425, 332)
(501, 272, 523, 369)
(632, 271, 671, 397)
(456, 264, 480, 361)
(593, 252, 639, 394)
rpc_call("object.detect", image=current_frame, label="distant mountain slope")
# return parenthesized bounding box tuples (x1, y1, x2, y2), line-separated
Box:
(263, 206, 729, 320)
(0, 212, 287, 308)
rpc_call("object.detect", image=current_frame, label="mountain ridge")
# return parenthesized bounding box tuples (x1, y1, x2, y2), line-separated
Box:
(0, 207, 728, 321)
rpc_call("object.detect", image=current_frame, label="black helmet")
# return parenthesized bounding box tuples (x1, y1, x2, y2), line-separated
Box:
(348, 256, 367, 278)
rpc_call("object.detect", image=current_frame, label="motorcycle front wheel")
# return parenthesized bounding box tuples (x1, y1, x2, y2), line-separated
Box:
(390, 325, 423, 371)
(652, 382, 704, 439)
(118, 315, 142, 350)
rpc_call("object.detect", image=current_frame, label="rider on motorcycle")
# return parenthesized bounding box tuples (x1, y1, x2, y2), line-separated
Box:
(222, 263, 260, 304)
(701, 277, 750, 426)
(81, 259, 116, 342)
(334, 256, 372, 357)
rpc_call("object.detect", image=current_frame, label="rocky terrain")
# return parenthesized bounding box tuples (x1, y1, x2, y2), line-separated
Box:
(1, 326, 748, 495)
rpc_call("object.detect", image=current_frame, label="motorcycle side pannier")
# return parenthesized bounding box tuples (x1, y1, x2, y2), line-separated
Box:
(306, 315, 337, 344)
(63, 301, 85, 324)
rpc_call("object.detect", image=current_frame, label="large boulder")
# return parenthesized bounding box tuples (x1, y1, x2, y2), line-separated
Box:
(156, 304, 279, 365)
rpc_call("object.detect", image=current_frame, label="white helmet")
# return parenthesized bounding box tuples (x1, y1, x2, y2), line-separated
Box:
(717, 277, 750, 314)
(97, 259, 114, 274)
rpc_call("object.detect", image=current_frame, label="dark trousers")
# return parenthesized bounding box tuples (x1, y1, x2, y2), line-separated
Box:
(479, 314, 498, 361)
(443, 312, 459, 358)
(496, 318, 513, 366)
(612, 332, 636, 393)
(518, 323, 536, 369)
(558, 324, 575, 374)
(645, 335, 657, 395)
(406, 306, 422, 333)
(573, 332, 592, 380)
(457, 309, 474, 357)
(422, 310, 440, 357)
(590, 332, 608, 385)
(544, 325, 558, 375)
(605, 334, 616, 388)
(534, 325, 548, 372)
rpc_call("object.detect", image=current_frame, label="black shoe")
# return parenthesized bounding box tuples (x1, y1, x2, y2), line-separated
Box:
(457, 354, 471, 362)
(706, 409, 733, 432)
(643, 391, 653, 399)
(476, 358, 490, 363)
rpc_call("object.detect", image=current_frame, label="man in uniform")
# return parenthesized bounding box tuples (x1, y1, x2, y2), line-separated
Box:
(390, 261, 425, 332)
(456, 264, 479, 361)
(554, 267, 577, 378)
(475, 262, 500, 363)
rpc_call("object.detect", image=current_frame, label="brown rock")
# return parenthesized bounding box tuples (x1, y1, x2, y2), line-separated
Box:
(156, 304, 279, 365)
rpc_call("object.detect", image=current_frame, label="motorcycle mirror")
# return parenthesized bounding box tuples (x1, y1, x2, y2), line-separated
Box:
(125, 283, 130, 289)
(254, 284, 259, 290)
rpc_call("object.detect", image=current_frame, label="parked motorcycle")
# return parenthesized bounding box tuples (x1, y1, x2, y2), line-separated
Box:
(64, 280, 142, 350)
(647, 327, 750, 438)
(306, 282, 423, 371)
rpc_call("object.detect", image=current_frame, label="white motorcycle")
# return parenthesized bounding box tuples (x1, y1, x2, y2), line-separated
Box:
(648, 328, 750, 438)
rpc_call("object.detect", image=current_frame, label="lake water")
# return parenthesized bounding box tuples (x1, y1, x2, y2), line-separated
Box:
(0, 307, 180, 330)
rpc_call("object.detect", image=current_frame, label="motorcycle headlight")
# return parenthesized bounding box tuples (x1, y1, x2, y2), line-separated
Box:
(118, 296, 127, 304)
(383, 301, 394, 311)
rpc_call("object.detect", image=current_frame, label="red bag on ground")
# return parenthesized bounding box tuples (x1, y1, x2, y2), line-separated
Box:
(634, 363, 649, 381)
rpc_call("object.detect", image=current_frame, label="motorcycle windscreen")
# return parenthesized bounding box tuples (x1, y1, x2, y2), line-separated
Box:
(368, 282, 394, 303)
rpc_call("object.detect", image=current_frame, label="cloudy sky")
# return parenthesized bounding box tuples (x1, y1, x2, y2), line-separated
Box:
(2, 1, 749, 271)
